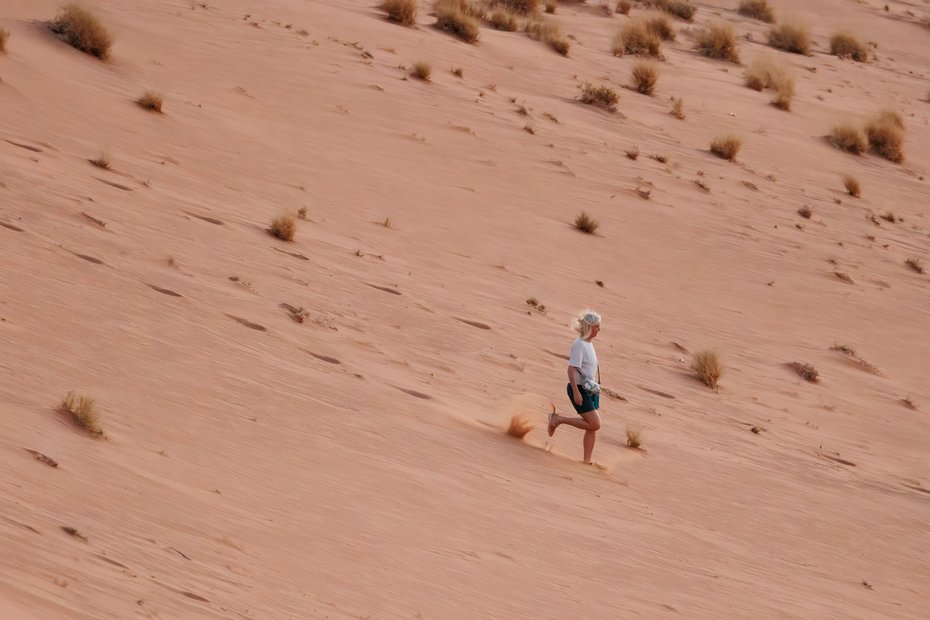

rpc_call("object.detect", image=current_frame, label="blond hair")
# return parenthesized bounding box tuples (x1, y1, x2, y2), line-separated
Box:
(573, 309, 602, 340)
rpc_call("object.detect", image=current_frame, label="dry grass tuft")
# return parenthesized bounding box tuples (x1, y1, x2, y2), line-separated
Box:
(380, 0, 417, 26)
(843, 175, 860, 197)
(526, 297, 546, 312)
(710, 134, 742, 160)
(435, 0, 481, 42)
(507, 413, 534, 439)
(613, 19, 662, 57)
(791, 362, 819, 383)
(61, 392, 103, 437)
(488, 8, 519, 31)
(544, 0, 558, 13)
(865, 110, 904, 162)
(616, 0, 632, 15)
(451, 66, 464, 77)
(738, 0, 774, 23)
(768, 21, 811, 55)
(497, 0, 539, 13)
(695, 22, 739, 62)
(0, 28, 8, 54)
(670, 97, 685, 119)
(89, 152, 111, 169)
(411, 61, 432, 81)
(137, 90, 163, 113)
(579, 82, 619, 110)
(798, 205, 812, 219)
(626, 427, 642, 449)
(643, 0, 695, 21)
(525, 17, 570, 55)
(297, 206, 308, 219)
(269, 215, 296, 241)
(771, 73, 794, 110)
(692, 351, 722, 389)
(830, 31, 868, 61)
(631, 61, 659, 95)
(905, 257, 925, 274)
(831, 343, 881, 374)
(644, 13, 676, 40)
(574, 211, 599, 234)
(50, 4, 113, 60)
(626, 146, 640, 160)
(744, 57, 794, 109)
(830, 124, 867, 154)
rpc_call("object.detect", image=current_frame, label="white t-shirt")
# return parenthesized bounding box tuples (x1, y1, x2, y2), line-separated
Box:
(568, 338, 598, 382)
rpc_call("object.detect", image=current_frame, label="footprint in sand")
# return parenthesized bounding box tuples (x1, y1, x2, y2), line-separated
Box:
(225, 314, 267, 331)
(147, 284, 183, 298)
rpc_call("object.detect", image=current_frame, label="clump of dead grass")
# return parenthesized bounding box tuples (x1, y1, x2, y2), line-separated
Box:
(613, 19, 662, 57)
(525, 16, 570, 55)
(574, 211, 599, 234)
(544, 0, 558, 13)
(865, 110, 904, 163)
(643, 0, 695, 21)
(626, 427, 642, 449)
(830, 343, 881, 375)
(695, 22, 739, 62)
(488, 8, 519, 31)
(791, 362, 820, 383)
(526, 297, 546, 312)
(380, 0, 418, 26)
(89, 152, 111, 169)
(269, 215, 297, 241)
(137, 90, 163, 112)
(710, 134, 742, 160)
(631, 61, 659, 95)
(768, 21, 811, 55)
(798, 205, 812, 219)
(497, 0, 539, 14)
(830, 124, 867, 154)
(579, 82, 619, 110)
(507, 413, 534, 438)
(692, 350, 722, 389)
(616, 0, 632, 15)
(50, 4, 113, 60)
(626, 146, 640, 160)
(670, 97, 685, 119)
(743, 56, 794, 109)
(738, 0, 774, 23)
(435, 0, 481, 43)
(830, 31, 868, 62)
(61, 392, 104, 438)
(411, 61, 432, 81)
(843, 174, 860, 197)
(905, 257, 925, 274)
(644, 13, 676, 40)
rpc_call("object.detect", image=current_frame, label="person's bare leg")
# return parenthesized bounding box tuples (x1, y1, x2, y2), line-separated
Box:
(580, 411, 601, 463)
(553, 414, 596, 430)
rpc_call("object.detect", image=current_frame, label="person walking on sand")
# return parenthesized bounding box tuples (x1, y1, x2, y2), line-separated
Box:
(548, 310, 602, 464)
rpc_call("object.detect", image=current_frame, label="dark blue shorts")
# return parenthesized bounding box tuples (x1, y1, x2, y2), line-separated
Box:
(567, 382, 599, 415)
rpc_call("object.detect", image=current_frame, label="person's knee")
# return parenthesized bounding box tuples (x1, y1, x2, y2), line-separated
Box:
(587, 417, 601, 431)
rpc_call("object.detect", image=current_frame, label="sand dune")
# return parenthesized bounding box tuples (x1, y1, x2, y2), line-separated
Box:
(2, 0, 929, 617)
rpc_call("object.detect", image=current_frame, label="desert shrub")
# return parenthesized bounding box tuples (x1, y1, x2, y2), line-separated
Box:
(643, 0, 695, 21)
(738, 0, 774, 23)
(380, 0, 417, 26)
(574, 211, 599, 233)
(771, 72, 794, 110)
(616, 1, 632, 14)
(792, 362, 819, 383)
(613, 19, 662, 57)
(626, 427, 642, 448)
(270, 215, 296, 241)
(49, 4, 113, 60)
(671, 97, 685, 119)
(843, 174, 860, 197)
(692, 351, 722, 389)
(768, 21, 811, 55)
(0, 28, 8, 53)
(695, 22, 739, 62)
(525, 17, 570, 55)
(631, 61, 659, 95)
(488, 8, 519, 30)
(435, 0, 481, 42)
(830, 124, 867, 154)
(544, 0, 558, 13)
(507, 413, 534, 438)
(643, 13, 676, 40)
(89, 152, 111, 169)
(710, 134, 742, 160)
(626, 146, 640, 159)
(865, 110, 904, 162)
(744, 56, 776, 90)
(61, 392, 103, 437)
(830, 31, 868, 61)
(137, 90, 163, 112)
(411, 61, 432, 80)
(497, 0, 538, 13)
(579, 82, 619, 110)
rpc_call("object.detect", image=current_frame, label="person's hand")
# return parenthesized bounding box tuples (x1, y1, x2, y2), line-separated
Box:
(573, 390, 583, 406)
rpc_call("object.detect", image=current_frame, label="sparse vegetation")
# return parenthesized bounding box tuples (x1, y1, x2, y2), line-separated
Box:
(631, 61, 659, 95)
(644, 13, 676, 40)
(525, 16, 570, 55)
(626, 146, 640, 160)
(497, 0, 539, 13)
(544, 0, 558, 13)
(626, 427, 642, 449)
(0, 28, 8, 54)
(865, 110, 904, 162)
(61, 392, 103, 437)
(270, 215, 296, 241)
(671, 97, 685, 119)
(488, 8, 519, 31)
(738, 0, 774, 23)
(526, 297, 546, 312)
(643, 0, 695, 21)
(49, 4, 113, 60)
(905, 257, 925, 274)
(692, 351, 722, 389)
(411, 61, 432, 81)
(695, 22, 739, 62)
(843, 175, 860, 197)
(616, 0, 632, 15)
(579, 82, 619, 110)
(791, 362, 819, 383)
(435, 0, 481, 43)
(771, 73, 794, 110)
(451, 66, 464, 77)
(768, 21, 811, 55)
(652, 153, 668, 164)
(613, 19, 662, 57)
(137, 90, 163, 112)
(830, 124, 867, 154)
(830, 31, 868, 62)
(89, 153, 111, 169)
(798, 205, 812, 219)
(507, 413, 534, 439)
(695, 179, 709, 192)
(380, 0, 418, 26)
(574, 210, 600, 234)
(831, 343, 880, 374)
(710, 134, 742, 160)
(297, 206, 308, 219)
(743, 56, 794, 109)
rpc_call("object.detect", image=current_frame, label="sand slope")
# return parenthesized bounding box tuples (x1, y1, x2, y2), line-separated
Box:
(2, 0, 929, 617)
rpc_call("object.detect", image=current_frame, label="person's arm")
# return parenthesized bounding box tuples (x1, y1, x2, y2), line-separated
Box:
(567, 365, 583, 404)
